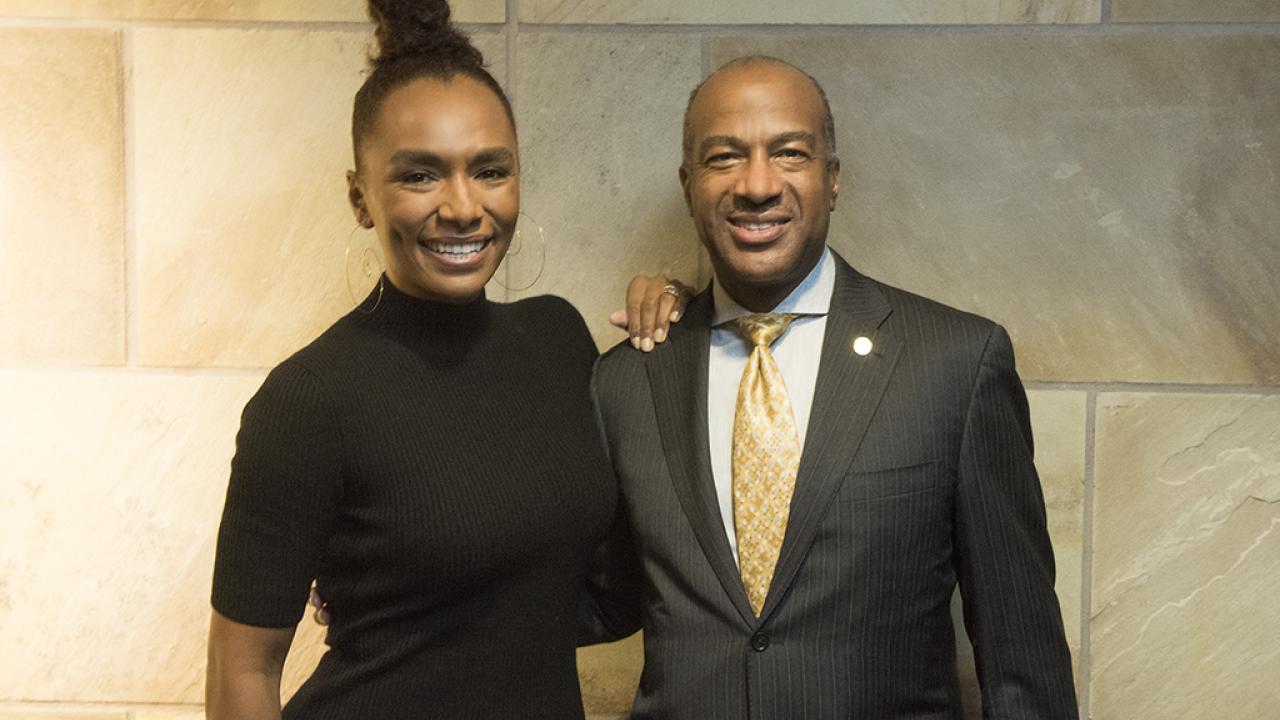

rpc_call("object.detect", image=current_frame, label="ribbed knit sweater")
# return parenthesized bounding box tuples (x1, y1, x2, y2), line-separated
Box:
(211, 278, 616, 719)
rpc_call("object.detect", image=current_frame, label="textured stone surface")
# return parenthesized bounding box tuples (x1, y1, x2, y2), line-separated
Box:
(131, 710, 203, 720)
(1028, 389, 1087, 656)
(954, 389, 1086, 715)
(280, 615, 329, 700)
(0, 29, 124, 366)
(1092, 393, 1280, 719)
(577, 635, 643, 713)
(0, 711, 128, 720)
(513, 32, 703, 348)
(0, 0, 504, 22)
(520, 0, 1098, 24)
(133, 28, 504, 368)
(709, 34, 1280, 384)
(0, 369, 264, 701)
(1114, 0, 1280, 22)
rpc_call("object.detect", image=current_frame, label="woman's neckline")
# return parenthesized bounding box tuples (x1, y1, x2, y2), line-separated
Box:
(355, 274, 493, 333)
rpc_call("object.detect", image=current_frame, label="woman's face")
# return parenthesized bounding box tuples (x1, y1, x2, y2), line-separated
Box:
(349, 76, 519, 304)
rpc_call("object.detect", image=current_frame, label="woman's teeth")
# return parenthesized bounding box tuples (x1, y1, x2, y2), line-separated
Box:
(423, 239, 489, 256)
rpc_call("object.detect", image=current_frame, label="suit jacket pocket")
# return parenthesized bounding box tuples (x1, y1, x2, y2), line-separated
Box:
(838, 459, 947, 503)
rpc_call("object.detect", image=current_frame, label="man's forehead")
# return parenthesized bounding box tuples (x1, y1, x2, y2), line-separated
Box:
(690, 66, 824, 132)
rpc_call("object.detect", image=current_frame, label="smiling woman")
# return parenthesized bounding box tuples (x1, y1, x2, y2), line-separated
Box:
(202, 1, 678, 719)
(346, 71, 519, 304)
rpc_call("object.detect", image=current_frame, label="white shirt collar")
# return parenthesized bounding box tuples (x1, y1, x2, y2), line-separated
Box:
(711, 247, 836, 327)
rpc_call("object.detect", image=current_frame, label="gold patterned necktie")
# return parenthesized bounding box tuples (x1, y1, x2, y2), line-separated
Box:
(731, 312, 802, 617)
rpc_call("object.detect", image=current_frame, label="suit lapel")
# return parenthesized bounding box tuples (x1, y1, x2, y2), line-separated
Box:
(760, 255, 904, 620)
(646, 290, 759, 629)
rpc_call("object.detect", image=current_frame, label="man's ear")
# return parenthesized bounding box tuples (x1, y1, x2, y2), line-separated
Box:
(678, 165, 693, 215)
(346, 170, 373, 228)
(827, 157, 841, 211)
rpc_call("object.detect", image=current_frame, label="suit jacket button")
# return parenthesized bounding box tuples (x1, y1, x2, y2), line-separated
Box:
(750, 632, 770, 652)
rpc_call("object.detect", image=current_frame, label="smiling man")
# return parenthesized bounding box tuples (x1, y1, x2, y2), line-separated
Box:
(583, 57, 1079, 719)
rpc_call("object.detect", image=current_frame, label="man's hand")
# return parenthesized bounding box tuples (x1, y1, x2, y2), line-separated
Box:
(609, 275, 692, 352)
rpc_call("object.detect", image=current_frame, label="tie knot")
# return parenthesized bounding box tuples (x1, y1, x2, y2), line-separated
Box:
(735, 313, 799, 348)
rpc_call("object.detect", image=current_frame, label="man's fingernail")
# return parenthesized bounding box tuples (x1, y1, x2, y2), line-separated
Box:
(670, 311, 681, 322)
(642, 338, 655, 352)
(653, 328, 667, 343)
(631, 336, 641, 349)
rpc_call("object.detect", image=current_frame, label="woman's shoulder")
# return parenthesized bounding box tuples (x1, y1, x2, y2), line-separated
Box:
(268, 310, 378, 383)
(501, 294, 588, 336)
(499, 294, 598, 364)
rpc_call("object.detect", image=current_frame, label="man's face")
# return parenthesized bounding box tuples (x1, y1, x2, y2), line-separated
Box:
(680, 63, 839, 311)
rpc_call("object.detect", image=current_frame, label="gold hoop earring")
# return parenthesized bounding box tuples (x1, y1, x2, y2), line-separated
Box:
(345, 224, 384, 312)
(494, 211, 546, 292)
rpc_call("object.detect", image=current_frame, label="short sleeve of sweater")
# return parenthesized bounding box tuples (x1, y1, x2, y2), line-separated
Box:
(211, 359, 344, 628)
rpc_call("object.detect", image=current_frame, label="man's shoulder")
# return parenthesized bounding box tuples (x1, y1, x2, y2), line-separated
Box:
(840, 264, 1005, 361)
(876, 279, 997, 333)
(594, 336, 651, 384)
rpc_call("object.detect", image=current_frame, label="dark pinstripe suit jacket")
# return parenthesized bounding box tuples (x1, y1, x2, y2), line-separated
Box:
(583, 252, 1078, 719)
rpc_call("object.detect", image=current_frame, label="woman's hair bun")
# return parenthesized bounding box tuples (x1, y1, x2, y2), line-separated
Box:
(367, 0, 483, 69)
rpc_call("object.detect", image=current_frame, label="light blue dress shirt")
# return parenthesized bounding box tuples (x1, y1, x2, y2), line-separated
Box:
(708, 247, 836, 561)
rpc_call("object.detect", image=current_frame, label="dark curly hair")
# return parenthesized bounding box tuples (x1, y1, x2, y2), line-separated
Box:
(351, 0, 514, 169)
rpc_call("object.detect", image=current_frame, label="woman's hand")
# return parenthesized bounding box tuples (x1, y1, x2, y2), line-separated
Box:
(608, 275, 692, 352)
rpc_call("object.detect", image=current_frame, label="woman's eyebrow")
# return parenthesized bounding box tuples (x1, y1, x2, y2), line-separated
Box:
(388, 149, 444, 166)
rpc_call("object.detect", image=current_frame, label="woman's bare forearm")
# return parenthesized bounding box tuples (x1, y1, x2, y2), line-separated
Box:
(206, 610, 294, 720)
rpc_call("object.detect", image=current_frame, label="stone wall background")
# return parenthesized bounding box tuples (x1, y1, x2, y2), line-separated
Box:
(1, 1, 1277, 718)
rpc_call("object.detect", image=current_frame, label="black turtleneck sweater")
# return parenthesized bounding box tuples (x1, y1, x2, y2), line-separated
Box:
(212, 278, 616, 719)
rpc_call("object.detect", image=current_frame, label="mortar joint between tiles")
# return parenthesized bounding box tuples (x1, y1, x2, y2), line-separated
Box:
(1078, 389, 1098, 717)
(122, 23, 137, 369)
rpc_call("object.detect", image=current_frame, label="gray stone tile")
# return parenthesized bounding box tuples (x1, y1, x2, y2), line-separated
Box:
(1091, 392, 1280, 719)
(512, 32, 704, 348)
(709, 33, 1280, 384)
(1114, 0, 1280, 22)
(0, 0, 504, 22)
(520, 0, 1099, 25)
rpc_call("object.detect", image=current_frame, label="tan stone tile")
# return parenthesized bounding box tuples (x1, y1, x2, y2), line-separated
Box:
(133, 28, 504, 367)
(1029, 390, 1087, 655)
(0, 710, 128, 720)
(954, 390, 1086, 715)
(132, 27, 367, 368)
(131, 709, 203, 720)
(0, 29, 124, 366)
(1091, 393, 1280, 719)
(709, 34, 1280, 384)
(578, 635, 642, 713)
(0, 0, 504, 23)
(281, 612, 329, 700)
(520, 0, 1098, 24)
(0, 369, 264, 701)
(1114, 0, 1280, 22)
(512, 32, 703, 348)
